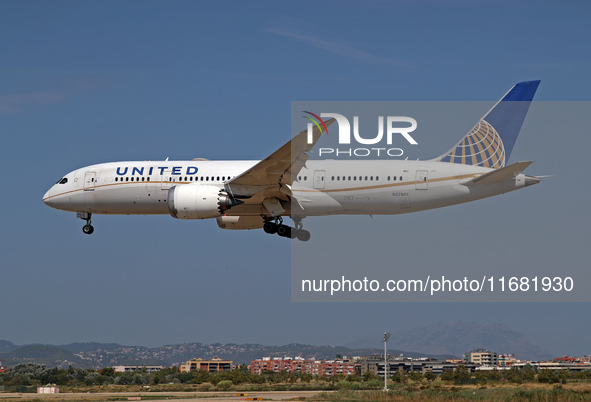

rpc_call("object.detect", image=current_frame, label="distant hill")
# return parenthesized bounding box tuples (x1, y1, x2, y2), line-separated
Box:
(0, 322, 552, 368)
(0, 340, 455, 369)
(0, 340, 17, 354)
(60, 342, 124, 353)
(346, 322, 554, 361)
(2, 344, 85, 369)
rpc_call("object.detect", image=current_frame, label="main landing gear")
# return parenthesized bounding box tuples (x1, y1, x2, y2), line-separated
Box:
(77, 212, 94, 235)
(263, 217, 311, 242)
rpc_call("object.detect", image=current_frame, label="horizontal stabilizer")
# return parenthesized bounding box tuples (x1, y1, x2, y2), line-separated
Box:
(463, 161, 534, 186)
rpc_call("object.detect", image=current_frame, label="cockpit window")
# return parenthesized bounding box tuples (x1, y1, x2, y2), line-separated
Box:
(58, 178, 68, 184)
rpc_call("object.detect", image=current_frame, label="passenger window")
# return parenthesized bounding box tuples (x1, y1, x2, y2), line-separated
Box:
(400, 176, 402, 181)
(337, 176, 340, 181)
(376, 176, 379, 181)
(115, 177, 118, 182)
(206, 177, 209, 181)
(354, 176, 357, 181)
(348, 176, 351, 181)
(304, 176, 307, 180)
(387, 176, 391, 181)
(370, 176, 373, 181)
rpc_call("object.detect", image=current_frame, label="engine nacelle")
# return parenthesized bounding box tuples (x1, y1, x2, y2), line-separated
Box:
(216, 215, 265, 230)
(168, 184, 240, 219)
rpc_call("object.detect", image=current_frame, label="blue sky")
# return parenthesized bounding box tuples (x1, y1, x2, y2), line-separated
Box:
(1, 1, 590, 357)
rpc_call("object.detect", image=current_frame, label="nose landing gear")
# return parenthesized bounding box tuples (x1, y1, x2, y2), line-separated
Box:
(77, 212, 94, 235)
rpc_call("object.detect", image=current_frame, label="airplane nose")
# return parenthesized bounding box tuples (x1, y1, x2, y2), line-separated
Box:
(43, 189, 52, 206)
(524, 176, 541, 187)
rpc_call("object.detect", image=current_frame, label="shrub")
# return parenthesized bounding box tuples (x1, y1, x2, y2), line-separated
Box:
(216, 380, 232, 390)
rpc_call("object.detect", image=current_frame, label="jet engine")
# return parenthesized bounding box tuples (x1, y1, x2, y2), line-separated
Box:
(216, 215, 265, 230)
(167, 184, 241, 219)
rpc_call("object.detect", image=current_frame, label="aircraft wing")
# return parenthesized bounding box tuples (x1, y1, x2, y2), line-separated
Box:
(225, 119, 335, 203)
(462, 161, 534, 186)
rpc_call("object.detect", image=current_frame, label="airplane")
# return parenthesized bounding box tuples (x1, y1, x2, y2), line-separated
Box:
(43, 80, 541, 241)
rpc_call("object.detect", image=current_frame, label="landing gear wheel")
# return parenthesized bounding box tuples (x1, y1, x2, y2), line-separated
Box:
(82, 224, 94, 235)
(263, 222, 278, 234)
(296, 229, 311, 242)
(277, 224, 292, 238)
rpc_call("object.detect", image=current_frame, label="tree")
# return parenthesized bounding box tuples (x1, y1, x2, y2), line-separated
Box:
(506, 367, 522, 384)
(440, 370, 455, 381)
(537, 369, 556, 384)
(409, 371, 423, 382)
(192, 369, 212, 384)
(424, 372, 437, 382)
(330, 373, 345, 383)
(521, 364, 536, 382)
(345, 374, 361, 382)
(454, 365, 471, 380)
(391, 371, 405, 383)
(300, 373, 313, 383)
(362, 371, 378, 382)
(115, 372, 134, 385)
(174, 371, 194, 384)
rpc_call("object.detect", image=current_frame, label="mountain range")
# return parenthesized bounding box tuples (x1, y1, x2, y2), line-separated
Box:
(0, 322, 554, 369)
(346, 322, 554, 361)
(0, 341, 455, 369)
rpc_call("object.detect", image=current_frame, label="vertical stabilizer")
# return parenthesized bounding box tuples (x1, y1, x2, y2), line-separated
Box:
(435, 80, 540, 168)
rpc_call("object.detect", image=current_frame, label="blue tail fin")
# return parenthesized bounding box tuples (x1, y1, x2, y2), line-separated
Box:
(435, 80, 540, 168)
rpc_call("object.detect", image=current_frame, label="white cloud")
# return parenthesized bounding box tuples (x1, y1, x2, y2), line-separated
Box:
(266, 27, 412, 68)
(0, 91, 66, 113)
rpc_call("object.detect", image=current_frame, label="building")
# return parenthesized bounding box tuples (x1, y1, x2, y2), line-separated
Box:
(113, 365, 164, 373)
(250, 356, 359, 377)
(360, 356, 477, 376)
(37, 386, 59, 394)
(498, 354, 518, 367)
(180, 358, 232, 373)
(554, 356, 579, 363)
(362, 359, 426, 376)
(465, 349, 498, 366)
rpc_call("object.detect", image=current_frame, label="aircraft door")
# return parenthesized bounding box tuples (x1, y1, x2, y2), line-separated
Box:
(415, 170, 428, 190)
(313, 170, 325, 190)
(84, 171, 96, 191)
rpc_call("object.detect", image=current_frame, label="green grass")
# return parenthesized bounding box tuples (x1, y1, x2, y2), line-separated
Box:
(315, 387, 591, 401)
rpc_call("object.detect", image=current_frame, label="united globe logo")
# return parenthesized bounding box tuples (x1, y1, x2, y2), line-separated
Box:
(437, 119, 506, 168)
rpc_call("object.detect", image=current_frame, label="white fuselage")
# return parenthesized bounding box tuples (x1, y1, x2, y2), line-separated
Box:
(42, 159, 530, 218)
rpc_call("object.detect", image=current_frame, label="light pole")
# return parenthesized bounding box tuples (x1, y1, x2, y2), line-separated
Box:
(382, 332, 391, 391)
